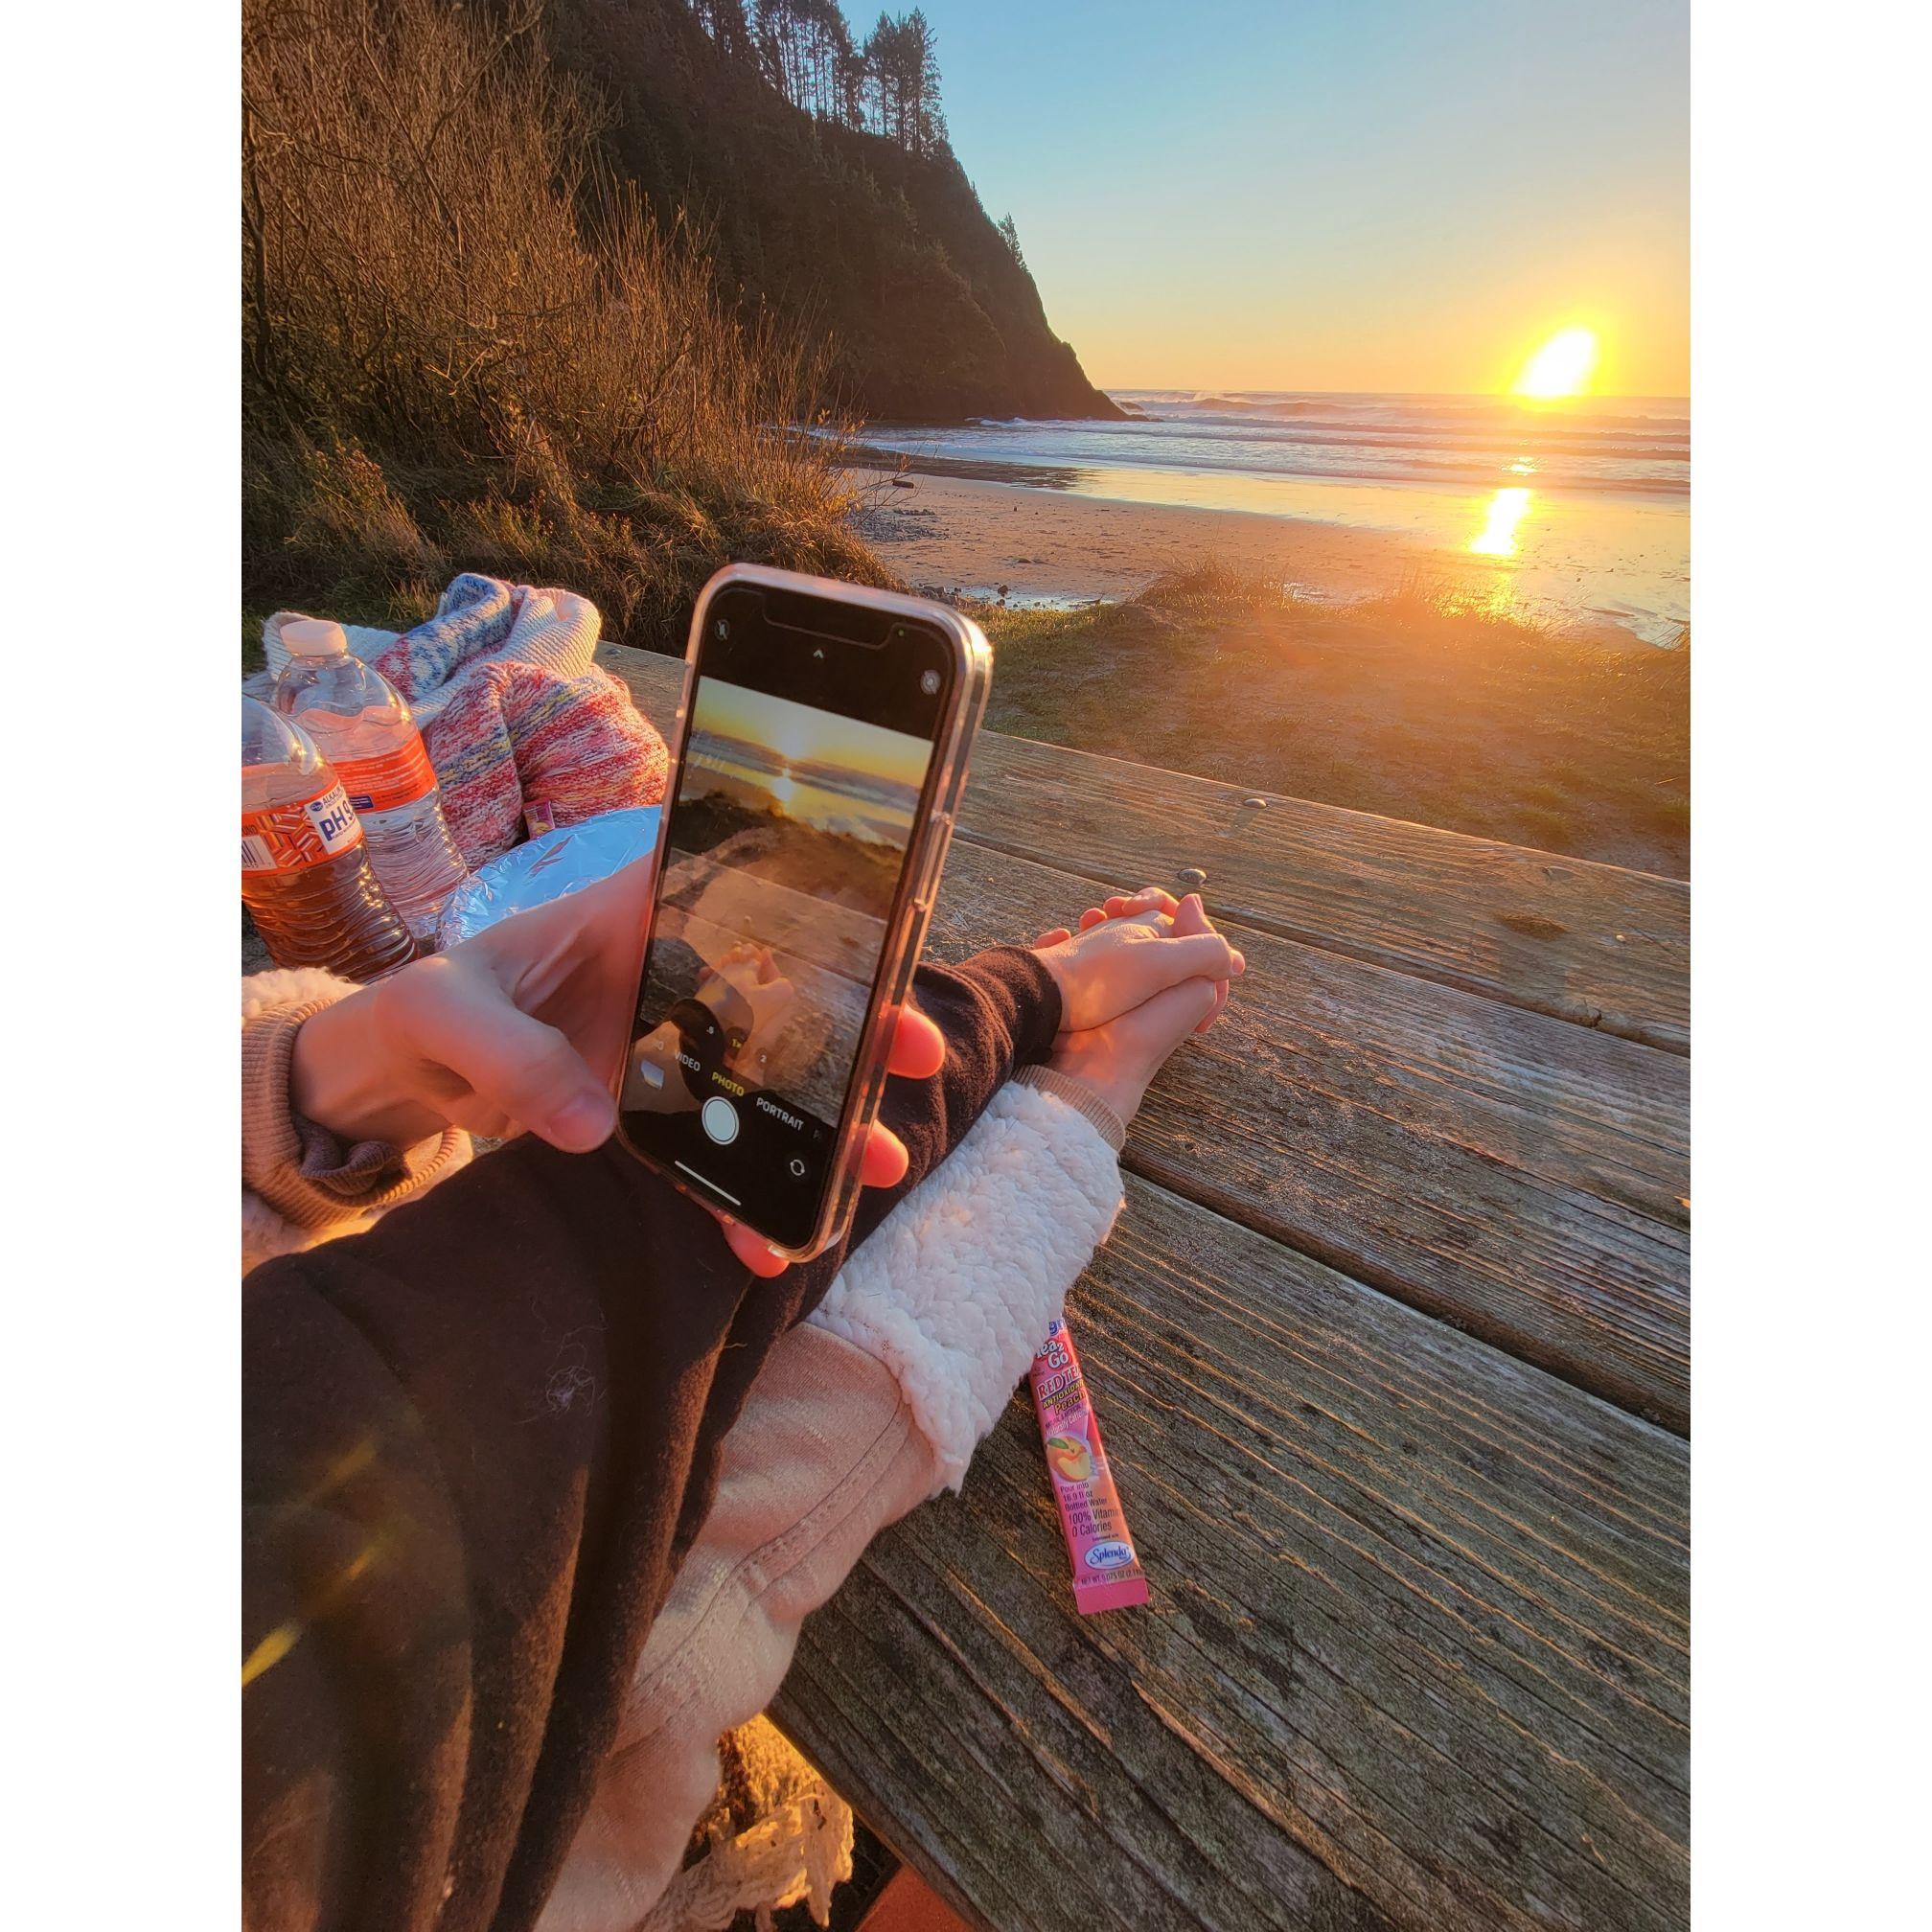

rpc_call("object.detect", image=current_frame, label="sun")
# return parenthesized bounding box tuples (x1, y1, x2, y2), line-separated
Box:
(1512, 327, 1598, 400)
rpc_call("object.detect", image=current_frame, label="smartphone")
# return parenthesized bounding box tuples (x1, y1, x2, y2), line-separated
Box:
(615, 564, 991, 1260)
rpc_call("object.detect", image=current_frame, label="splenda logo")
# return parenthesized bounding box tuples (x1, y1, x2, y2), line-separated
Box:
(1085, 1540, 1135, 1571)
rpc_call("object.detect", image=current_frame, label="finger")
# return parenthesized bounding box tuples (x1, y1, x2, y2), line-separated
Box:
(1107, 886, 1180, 919)
(1103, 888, 1178, 921)
(860, 1120, 910, 1189)
(1168, 893, 1247, 977)
(1170, 892, 1227, 1029)
(1109, 973, 1223, 1065)
(1169, 889, 1210, 935)
(1170, 974, 1225, 1034)
(416, 977, 616, 1152)
(1078, 906, 1108, 932)
(886, 1004, 945, 1080)
(1105, 903, 1175, 934)
(1138, 930, 1243, 995)
(721, 1216, 791, 1277)
(1196, 977, 1230, 1033)
(1035, 927, 1072, 948)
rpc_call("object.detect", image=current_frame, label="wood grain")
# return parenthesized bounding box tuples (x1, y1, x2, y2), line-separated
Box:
(597, 643, 1690, 1053)
(600, 642, 1688, 1424)
(601, 635, 1690, 1928)
(774, 1179, 1690, 1932)
(930, 840, 1689, 1432)
(959, 731, 1689, 1055)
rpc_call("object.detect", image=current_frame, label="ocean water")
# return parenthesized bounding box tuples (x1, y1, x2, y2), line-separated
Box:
(683, 729, 919, 845)
(865, 391, 1690, 646)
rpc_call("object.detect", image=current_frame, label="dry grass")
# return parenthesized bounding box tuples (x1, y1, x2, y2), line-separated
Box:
(242, 0, 891, 647)
(978, 566, 1690, 877)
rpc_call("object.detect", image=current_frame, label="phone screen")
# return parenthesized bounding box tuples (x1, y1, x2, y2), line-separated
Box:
(618, 581, 957, 1250)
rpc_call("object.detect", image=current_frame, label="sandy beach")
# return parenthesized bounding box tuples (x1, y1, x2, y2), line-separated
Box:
(845, 467, 1688, 876)
(853, 469, 1438, 599)
(850, 470, 1649, 647)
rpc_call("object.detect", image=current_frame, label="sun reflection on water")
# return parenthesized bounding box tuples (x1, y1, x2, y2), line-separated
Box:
(1470, 487, 1532, 557)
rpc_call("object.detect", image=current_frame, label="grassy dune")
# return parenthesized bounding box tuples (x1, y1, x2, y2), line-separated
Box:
(242, 0, 886, 654)
(977, 566, 1690, 878)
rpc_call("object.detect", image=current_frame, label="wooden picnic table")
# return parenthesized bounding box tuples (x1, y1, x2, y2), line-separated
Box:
(604, 643, 1690, 1932)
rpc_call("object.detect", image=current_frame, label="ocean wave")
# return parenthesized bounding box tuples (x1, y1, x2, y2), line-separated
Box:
(850, 388, 1690, 498)
(1177, 393, 1352, 416)
(1116, 390, 1689, 434)
(1123, 418, 1688, 458)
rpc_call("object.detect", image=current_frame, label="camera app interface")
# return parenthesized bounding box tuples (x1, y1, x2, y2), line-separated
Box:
(621, 632, 944, 1247)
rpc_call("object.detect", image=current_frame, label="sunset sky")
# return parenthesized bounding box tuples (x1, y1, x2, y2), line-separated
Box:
(687, 679, 932, 794)
(916, 0, 1688, 397)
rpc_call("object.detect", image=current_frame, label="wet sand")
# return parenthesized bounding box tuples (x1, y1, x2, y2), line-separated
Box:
(850, 470, 1646, 647)
(855, 471, 1487, 608)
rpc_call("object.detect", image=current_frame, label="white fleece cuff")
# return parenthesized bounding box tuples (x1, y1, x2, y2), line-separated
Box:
(242, 965, 361, 1021)
(806, 1080, 1124, 1494)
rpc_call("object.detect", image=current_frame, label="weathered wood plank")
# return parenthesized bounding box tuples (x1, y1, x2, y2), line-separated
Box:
(602, 641, 683, 716)
(596, 643, 1690, 1052)
(930, 840, 1689, 1432)
(960, 731, 1690, 1055)
(774, 1178, 1690, 1932)
(598, 640, 1689, 1429)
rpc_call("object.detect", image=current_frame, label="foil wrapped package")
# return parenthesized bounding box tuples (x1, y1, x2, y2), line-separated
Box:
(436, 807, 660, 949)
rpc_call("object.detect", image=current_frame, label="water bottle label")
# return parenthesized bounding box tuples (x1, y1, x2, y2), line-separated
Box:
(242, 779, 364, 872)
(335, 737, 437, 815)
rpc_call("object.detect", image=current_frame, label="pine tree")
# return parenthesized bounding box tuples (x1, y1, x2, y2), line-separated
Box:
(903, 8, 946, 154)
(706, 4, 950, 155)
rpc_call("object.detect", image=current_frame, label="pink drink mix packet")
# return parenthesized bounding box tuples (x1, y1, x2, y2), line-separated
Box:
(1029, 1316, 1149, 1614)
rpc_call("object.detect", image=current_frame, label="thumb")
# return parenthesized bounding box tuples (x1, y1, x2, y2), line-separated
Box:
(422, 978, 617, 1152)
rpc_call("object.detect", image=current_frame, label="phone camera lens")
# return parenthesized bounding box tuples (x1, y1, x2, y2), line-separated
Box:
(920, 669, 941, 696)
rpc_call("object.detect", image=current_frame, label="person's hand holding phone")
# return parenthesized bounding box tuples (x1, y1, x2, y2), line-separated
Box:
(288, 855, 940, 1277)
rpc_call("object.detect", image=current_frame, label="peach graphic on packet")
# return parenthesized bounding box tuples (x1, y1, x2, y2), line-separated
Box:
(1044, 1433, 1094, 1484)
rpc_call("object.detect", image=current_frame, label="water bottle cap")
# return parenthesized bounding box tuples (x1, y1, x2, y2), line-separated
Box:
(283, 618, 351, 657)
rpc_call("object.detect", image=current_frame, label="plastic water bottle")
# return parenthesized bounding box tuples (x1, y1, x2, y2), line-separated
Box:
(273, 620, 469, 943)
(242, 696, 418, 979)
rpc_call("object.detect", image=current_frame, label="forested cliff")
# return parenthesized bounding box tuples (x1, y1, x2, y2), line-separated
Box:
(550, 0, 1123, 422)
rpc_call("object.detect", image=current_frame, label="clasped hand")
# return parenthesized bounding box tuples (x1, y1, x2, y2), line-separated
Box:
(289, 859, 1241, 1276)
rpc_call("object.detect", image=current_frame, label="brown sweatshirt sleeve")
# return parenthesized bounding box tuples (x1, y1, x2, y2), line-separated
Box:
(242, 986, 469, 1238)
(242, 945, 1061, 1932)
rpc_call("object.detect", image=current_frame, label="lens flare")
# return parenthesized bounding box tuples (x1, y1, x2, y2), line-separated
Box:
(1470, 487, 1532, 556)
(1512, 328, 1598, 399)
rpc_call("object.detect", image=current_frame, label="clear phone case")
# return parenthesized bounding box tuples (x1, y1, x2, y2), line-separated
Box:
(620, 564, 992, 1263)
